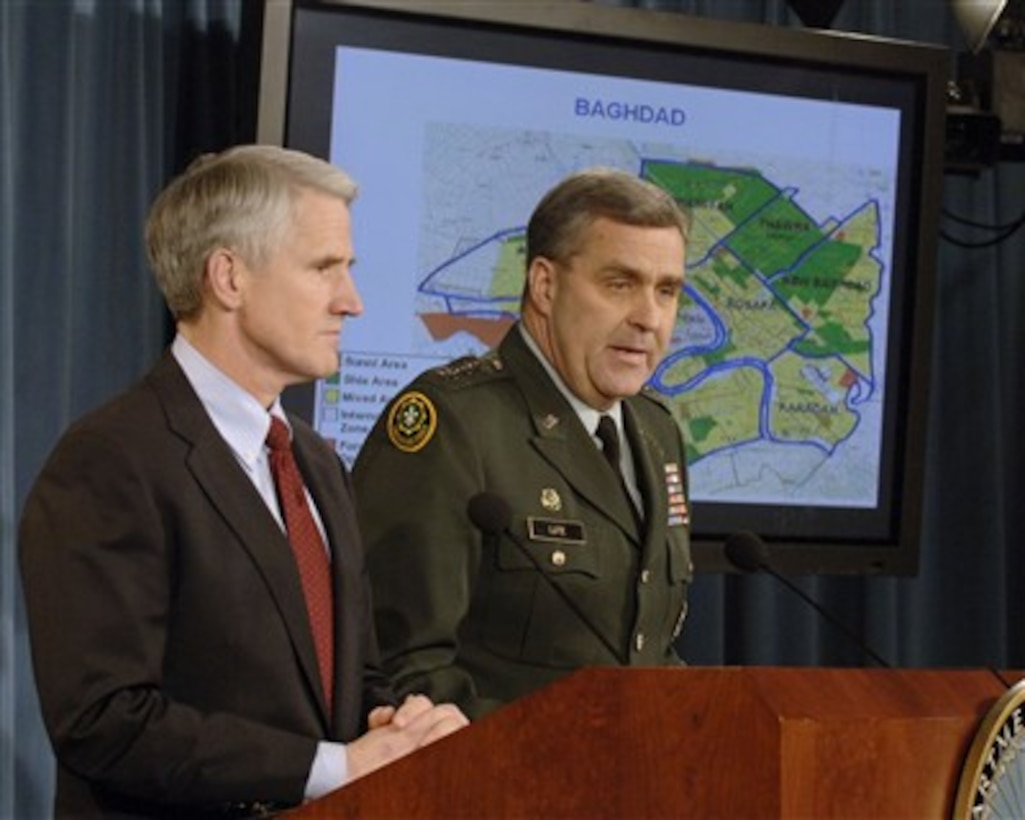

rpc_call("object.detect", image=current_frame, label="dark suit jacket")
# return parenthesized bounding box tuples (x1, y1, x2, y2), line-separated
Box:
(19, 352, 395, 818)
(354, 326, 693, 719)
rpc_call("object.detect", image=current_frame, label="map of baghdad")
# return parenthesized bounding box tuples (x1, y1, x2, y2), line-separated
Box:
(413, 153, 888, 508)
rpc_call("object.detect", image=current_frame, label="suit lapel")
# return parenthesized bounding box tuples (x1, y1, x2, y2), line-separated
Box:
(147, 354, 329, 723)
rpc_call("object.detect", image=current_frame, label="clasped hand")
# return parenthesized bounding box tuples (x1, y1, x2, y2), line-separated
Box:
(346, 694, 468, 781)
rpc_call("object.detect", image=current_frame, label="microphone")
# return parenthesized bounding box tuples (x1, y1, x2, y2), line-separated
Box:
(724, 531, 891, 668)
(466, 492, 624, 663)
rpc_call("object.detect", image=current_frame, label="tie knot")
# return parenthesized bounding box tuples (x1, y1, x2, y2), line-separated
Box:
(596, 415, 621, 468)
(266, 416, 291, 452)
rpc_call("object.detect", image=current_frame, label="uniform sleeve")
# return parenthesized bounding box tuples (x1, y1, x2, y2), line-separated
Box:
(353, 385, 503, 719)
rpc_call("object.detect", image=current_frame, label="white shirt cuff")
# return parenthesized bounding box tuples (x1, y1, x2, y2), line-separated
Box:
(304, 740, 349, 800)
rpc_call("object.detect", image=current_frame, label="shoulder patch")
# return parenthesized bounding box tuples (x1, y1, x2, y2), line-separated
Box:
(386, 391, 437, 453)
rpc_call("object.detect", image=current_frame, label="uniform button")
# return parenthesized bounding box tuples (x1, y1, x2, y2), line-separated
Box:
(551, 550, 567, 567)
(635, 633, 646, 652)
(640, 569, 651, 584)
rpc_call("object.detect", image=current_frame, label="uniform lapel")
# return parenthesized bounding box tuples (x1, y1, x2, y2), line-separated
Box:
(623, 399, 669, 556)
(149, 354, 329, 724)
(501, 330, 641, 542)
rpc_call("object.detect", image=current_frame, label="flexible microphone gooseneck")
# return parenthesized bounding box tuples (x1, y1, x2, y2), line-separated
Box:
(724, 531, 891, 668)
(466, 492, 624, 663)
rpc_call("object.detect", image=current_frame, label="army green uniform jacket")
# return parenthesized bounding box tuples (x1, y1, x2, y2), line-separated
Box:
(354, 325, 693, 719)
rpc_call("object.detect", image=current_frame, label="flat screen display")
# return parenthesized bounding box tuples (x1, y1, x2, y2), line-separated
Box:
(259, 0, 947, 574)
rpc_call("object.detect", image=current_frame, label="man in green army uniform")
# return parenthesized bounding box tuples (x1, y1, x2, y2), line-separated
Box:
(354, 167, 693, 719)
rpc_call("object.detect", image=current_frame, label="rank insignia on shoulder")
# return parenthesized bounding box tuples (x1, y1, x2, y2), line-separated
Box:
(434, 356, 482, 380)
(387, 391, 437, 453)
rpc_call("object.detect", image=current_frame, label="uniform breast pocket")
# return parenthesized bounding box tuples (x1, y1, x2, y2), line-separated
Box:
(481, 524, 605, 666)
(666, 530, 693, 641)
(495, 520, 598, 577)
(667, 532, 693, 585)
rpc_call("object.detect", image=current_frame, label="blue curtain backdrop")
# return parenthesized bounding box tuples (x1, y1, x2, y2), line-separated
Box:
(0, 1, 259, 815)
(1, 1, 1022, 817)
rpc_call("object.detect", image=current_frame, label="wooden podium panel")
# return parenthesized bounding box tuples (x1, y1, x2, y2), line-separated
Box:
(291, 667, 1014, 818)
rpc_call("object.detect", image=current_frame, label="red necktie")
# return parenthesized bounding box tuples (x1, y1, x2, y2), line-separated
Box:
(266, 417, 334, 712)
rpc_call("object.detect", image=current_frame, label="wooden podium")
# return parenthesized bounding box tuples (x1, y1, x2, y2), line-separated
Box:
(291, 667, 1017, 818)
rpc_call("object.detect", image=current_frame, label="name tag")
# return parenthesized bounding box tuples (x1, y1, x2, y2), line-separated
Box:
(527, 517, 587, 544)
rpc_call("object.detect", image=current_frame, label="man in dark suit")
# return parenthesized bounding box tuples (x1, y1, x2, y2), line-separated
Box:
(354, 167, 694, 719)
(18, 145, 466, 818)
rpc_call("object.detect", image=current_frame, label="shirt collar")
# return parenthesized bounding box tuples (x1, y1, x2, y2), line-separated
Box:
(171, 334, 286, 467)
(517, 323, 624, 438)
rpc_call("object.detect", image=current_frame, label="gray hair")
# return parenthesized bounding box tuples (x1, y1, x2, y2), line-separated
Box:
(145, 144, 358, 320)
